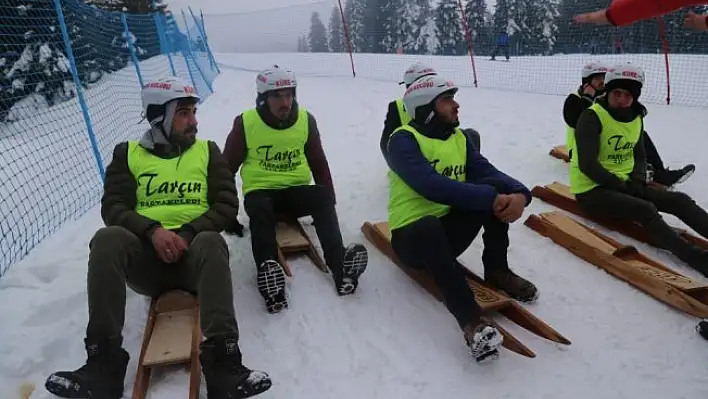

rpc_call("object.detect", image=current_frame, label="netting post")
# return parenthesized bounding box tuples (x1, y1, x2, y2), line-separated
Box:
(657, 17, 671, 105)
(52, 0, 105, 181)
(456, 0, 478, 88)
(121, 13, 145, 89)
(181, 10, 195, 48)
(336, 0, 356, 77)
(188, 6, 219, 74)
(182, 40, 214, 95)
(154, 12, 177, 76)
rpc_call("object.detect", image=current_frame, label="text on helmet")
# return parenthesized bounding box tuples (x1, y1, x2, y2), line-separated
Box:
(146, 82, 172, 90)
(275, 79, 293, 87)
(404, 80, 434, 95)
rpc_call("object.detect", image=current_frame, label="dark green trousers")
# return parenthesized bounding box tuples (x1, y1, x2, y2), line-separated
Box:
(85, 226, 239, 342)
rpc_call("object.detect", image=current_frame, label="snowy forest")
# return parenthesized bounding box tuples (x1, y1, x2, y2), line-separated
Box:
(0, 0, 171, 122)
(300, 0, 708, 56)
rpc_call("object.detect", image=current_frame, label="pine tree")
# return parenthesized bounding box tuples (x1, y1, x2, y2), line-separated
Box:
(344, 0, 366, 52)
(408, 0, 433, 54)
(379, 0, 403, 53)
(507, 0, 558, 55)
(434, 0, 465, 55)
(553, 0, 608, 54)
(328, 5, 344, 52)
(392, 0, 433, 54)
(464, 0, 491, 55)
(361, 0, 384, 53)
(1, 0, 77, 121)
(308, 12, 329, 52)
(492, 0, 510, 37)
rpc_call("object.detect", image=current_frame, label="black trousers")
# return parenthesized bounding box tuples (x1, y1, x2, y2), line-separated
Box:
(390, 209, 510, 328)
(576, 185, 708, 265)
(244, 185, 345, 276)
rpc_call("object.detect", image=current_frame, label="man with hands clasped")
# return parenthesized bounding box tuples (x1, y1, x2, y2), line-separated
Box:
(385, 74, 538, 363)
(44, 77, 272, 399)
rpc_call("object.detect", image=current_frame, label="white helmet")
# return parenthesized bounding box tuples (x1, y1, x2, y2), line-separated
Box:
(256, 65, 297, 95)
(400, 62, 437, 86)
(141, 76, 199, 121)
(582, 61, 609, 79)
(605, 63, 645, 86)
(605, 63, 645, 99)
(402, 75, 458, 120)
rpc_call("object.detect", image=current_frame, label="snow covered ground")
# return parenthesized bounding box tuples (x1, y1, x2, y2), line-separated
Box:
(2, 52, 708, 398)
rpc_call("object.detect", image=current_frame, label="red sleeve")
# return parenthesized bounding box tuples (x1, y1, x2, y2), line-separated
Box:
(303, 113, 336, 204)
(607, 0, 706, 26)
(222, 114, 247, 175)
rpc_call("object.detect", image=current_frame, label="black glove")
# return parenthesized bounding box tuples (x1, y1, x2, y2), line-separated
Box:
(225, 220, 244, 237)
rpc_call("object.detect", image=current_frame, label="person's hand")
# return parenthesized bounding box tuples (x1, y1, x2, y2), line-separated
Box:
(573, 9, 610, 25)
(494, 193, 526, 223)
(685, 11, 708, 31)
(493, 194, 512, 214)
(151, 227, 188, 263)
(582, 83, 596, 97)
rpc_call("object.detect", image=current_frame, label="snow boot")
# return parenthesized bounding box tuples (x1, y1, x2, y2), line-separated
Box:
(200, 336, 272, 399)
(334, 243, 368, 296)
(653, 164, 695, 188)
(697, 320, 708, 340)
(45, 337, 129, 398)
(485, 268, 539, 303)
(256, 259, 287, 313)
(463, 319, 503, 363)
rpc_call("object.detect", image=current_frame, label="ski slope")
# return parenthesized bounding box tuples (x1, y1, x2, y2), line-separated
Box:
(2, 53, 708, 398)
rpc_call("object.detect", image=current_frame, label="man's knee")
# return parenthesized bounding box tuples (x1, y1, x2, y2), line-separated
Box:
(191, 231, 227, 253)
(243, 191, 274, 216)
(89, 226, 139, 250)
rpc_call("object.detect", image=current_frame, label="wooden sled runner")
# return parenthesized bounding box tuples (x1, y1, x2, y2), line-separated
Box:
(275, 216, 329, 277)
(133, 290, 201, 399)
(361, 221, 570, 358)
(531, 181, 707, 250)
(549, 144, 570, 162)
(525, 211, 708, 317)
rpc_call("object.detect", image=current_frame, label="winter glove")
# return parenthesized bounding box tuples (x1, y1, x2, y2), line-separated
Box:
(225, 219, 244, 237)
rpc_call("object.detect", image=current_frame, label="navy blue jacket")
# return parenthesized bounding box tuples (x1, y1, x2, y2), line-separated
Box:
(387, 126, 531, 212)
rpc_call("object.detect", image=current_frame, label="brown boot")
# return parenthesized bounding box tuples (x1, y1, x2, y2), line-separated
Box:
(485, 268, 539, 303)
(462, 319, 503, 363)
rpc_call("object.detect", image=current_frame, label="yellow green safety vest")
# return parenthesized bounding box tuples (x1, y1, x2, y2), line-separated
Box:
(127, 139, 210, 230)
(388, 124, 467, 231)
(569, 103, 642, 194)
(565, 91, 581, 155)
(395, 98, 411, 126)
(240, 108, 312, 195)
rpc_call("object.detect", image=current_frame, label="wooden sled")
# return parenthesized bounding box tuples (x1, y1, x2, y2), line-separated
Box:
(531, 181, 708, 250)
(549, 144, 570, 162)
(361, 221, 571, 359)
(525, 211, 708, 317)
(276, 216, 329, 277)
(132, 290, 201, 399)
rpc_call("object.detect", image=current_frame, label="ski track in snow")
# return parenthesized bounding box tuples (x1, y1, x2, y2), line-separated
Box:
(2, 66, 708, 398)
